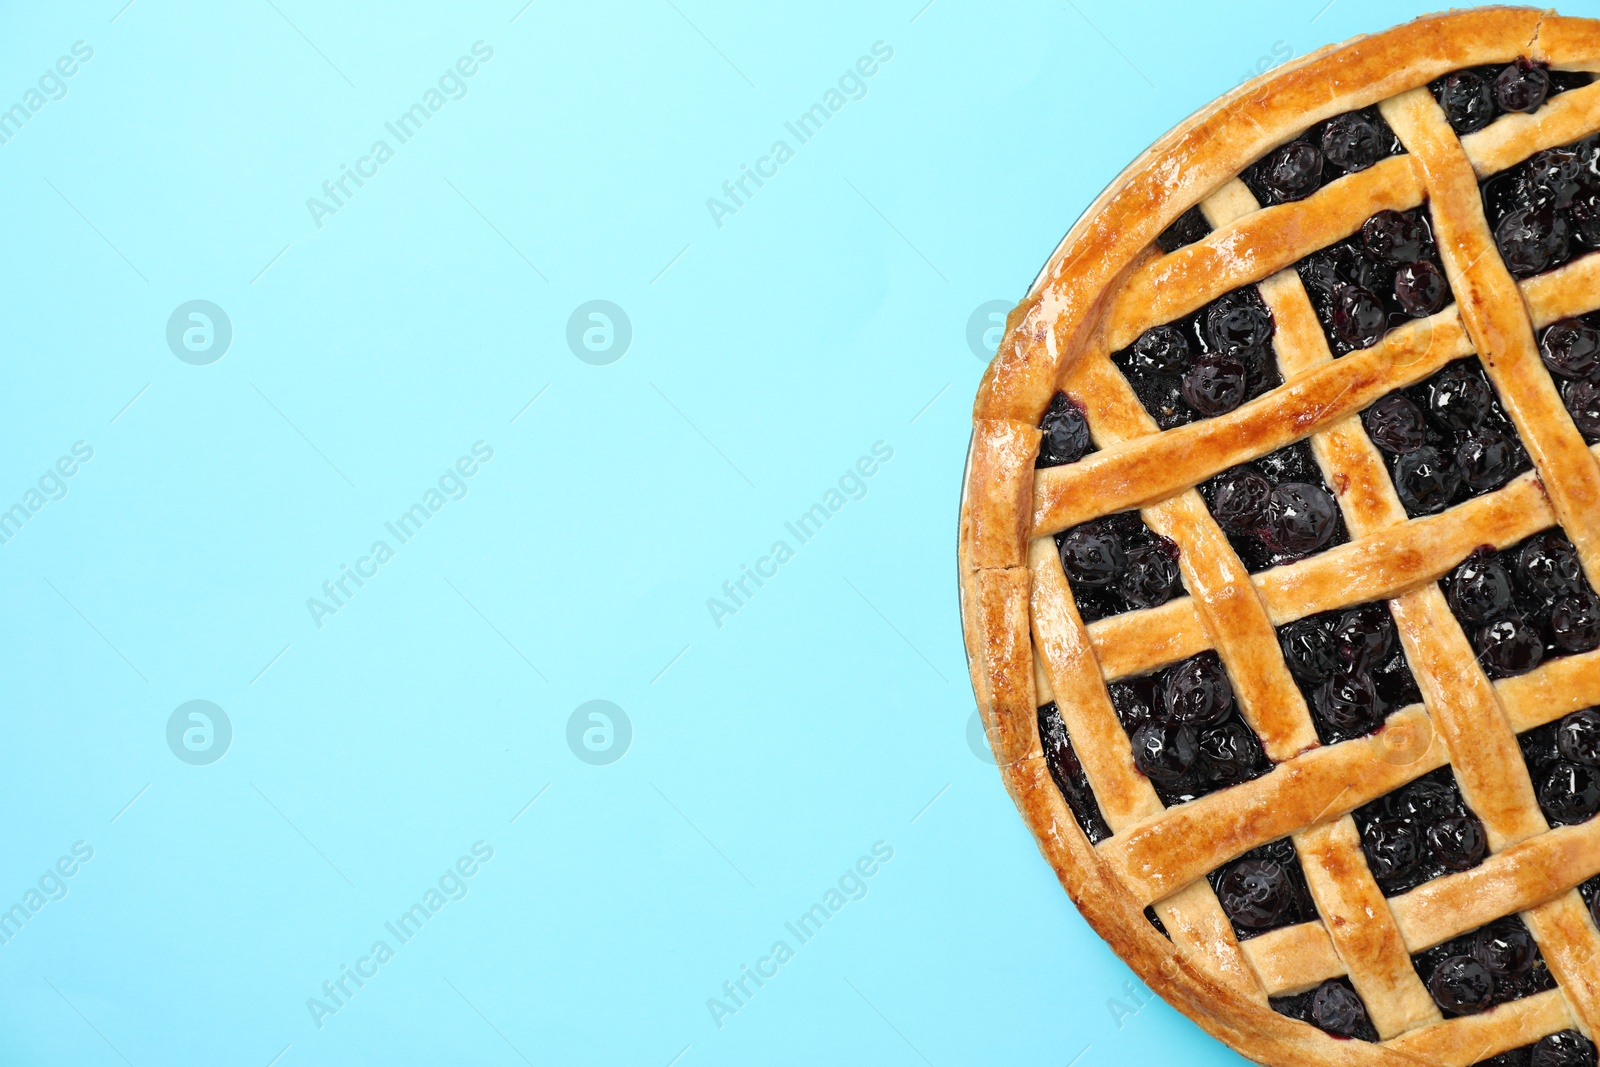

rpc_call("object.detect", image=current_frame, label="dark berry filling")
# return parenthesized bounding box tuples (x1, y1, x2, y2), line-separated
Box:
(1520, 707, 1600, 827)
(1484, 132, 1600, 279)
(1444, 530, 1600, 680)
(1200, 441, 1348, 572)
(1479, 1031, 1598, 1067)
(1297, 207, 1455, 356)
(1278, 601, 1421, 745)
(1144, 905, 1171, 939)
(1538, 315, 1600, 442)
(1107, 652, 1270, 807)
(1036, 391, 1097, 469)
(1156, 205, 1212, 253)
(1208, 837, 1315, 940)
(1109, 287, 1279, 429)
(1054, 511, 1184, 622)
(1039, 702, 1112, 843)
(1362, 359, 1531, 517)
(1240, 109, 1404, 207)
(1269, 977, 1378, 1041)
(1412, 915, 1554, 1017)
(1431, 61, 1591, 136)
(1352, 768, 1488, 894)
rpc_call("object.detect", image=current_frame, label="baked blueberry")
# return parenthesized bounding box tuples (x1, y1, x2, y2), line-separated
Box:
(1210, 467, 1273, 535)
(1119, 541, 1181, 610)
(1164, 653, 1235, 727)
(1394, 445, 1462, 514)
(1531, 1031, 1598, 1067)
(1058, 522, 1126, 588)
(1131, 323, 1192, 375)
(1258, 140, 1324, 203)
(1476, 616, 1545, 677)
(1496, 203, 1571, 277)
(1429, 363, 1497, 431)
(1333, 603, 1396, 670)
(1427, 955, 1495, 1014)
(1131, 719, 1198, 782)
(1517, 532, 1586, 601)
(1320, 112, 1385, 173)
(1565, 379, 1600, 440)
(1197, 722, 1259, 786)
(1539, 761, 1600, 824)
(1557, 707, 1600, 765)
(1183, 353, 1248, 416)
(1448, 555, 1515, 624)
(1038, 392, 1093, 467)
(1362, 210, 1430, 264)
(1572, 190, 1600, 248)
(1427, 815, 1487, 871)
(1331, 284, 1388, 348)
(1362, 815, 1421, 883)
(1540, 319, 1600, 381)
(1457, 429, 1522, 493)
(1265, 482, 1338, 556)
(1472, 917, 1537, 975)
(1156, 206, 1211, 253)
(1523, 146, 1586, 208)
(1280, 615, 1338, 684)
(1394, 260, 1450, 317)
(1434, 70, 1496, 134)
(1363, 394, 1428, 453)
(1315, 669, 1384, 736)
(1309, 980, 1369, 1038)
(1204, 293, 1275, 353)
(1552, 590, 1600, 653)
(1216, 858, 1292, 930)
(1495, 58, 1551, 113)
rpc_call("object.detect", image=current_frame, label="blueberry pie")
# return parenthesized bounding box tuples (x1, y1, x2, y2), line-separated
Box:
(960, 10, 1600, 1065)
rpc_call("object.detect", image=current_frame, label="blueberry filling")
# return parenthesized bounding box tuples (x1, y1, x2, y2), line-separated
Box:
(1200, 441, 1348, 572)
(1412, 915, 1553, 1017)
(1109, 287, 1279, 429)
(1036, 391, 1097, 469)
(1107, 652, 1270, 807)
(1538, 315, 1600, 442)
(1479, 1031, 1598, 1067)
(1039, 702, 1112, 844)
(1297, 207, 1455, 355)
(1144, 905, 1170, 939)
(1240, 108, 1404, 207)
(1156, 205, 1212, 253)
(1362, 359, 1531, 517)
(1352, 768, 1488, 894)
(1269, 977, 1378, 1041)
(1431, 61, 1592, 136)
(1520, 707, 1600, 827)
(1444, 530, 1600, 679)
(1054, 511, 1184, 623)
(1278, 601, 1421, 746)
(1208, 837, 1315, 940)
(1483, 133, 1600, 279)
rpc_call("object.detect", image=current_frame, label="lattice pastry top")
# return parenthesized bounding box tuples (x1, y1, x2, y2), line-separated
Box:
(959, 9, 1600, 1066)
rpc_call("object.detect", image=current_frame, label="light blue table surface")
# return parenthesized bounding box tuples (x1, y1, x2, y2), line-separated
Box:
(2, 2, 1590, 1064)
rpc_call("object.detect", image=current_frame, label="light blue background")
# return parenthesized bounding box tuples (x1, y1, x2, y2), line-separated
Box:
(0, 2, 1588, 1064)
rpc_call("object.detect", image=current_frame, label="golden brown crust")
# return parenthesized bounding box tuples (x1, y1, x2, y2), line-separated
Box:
(959, 8, 1600, 1065)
